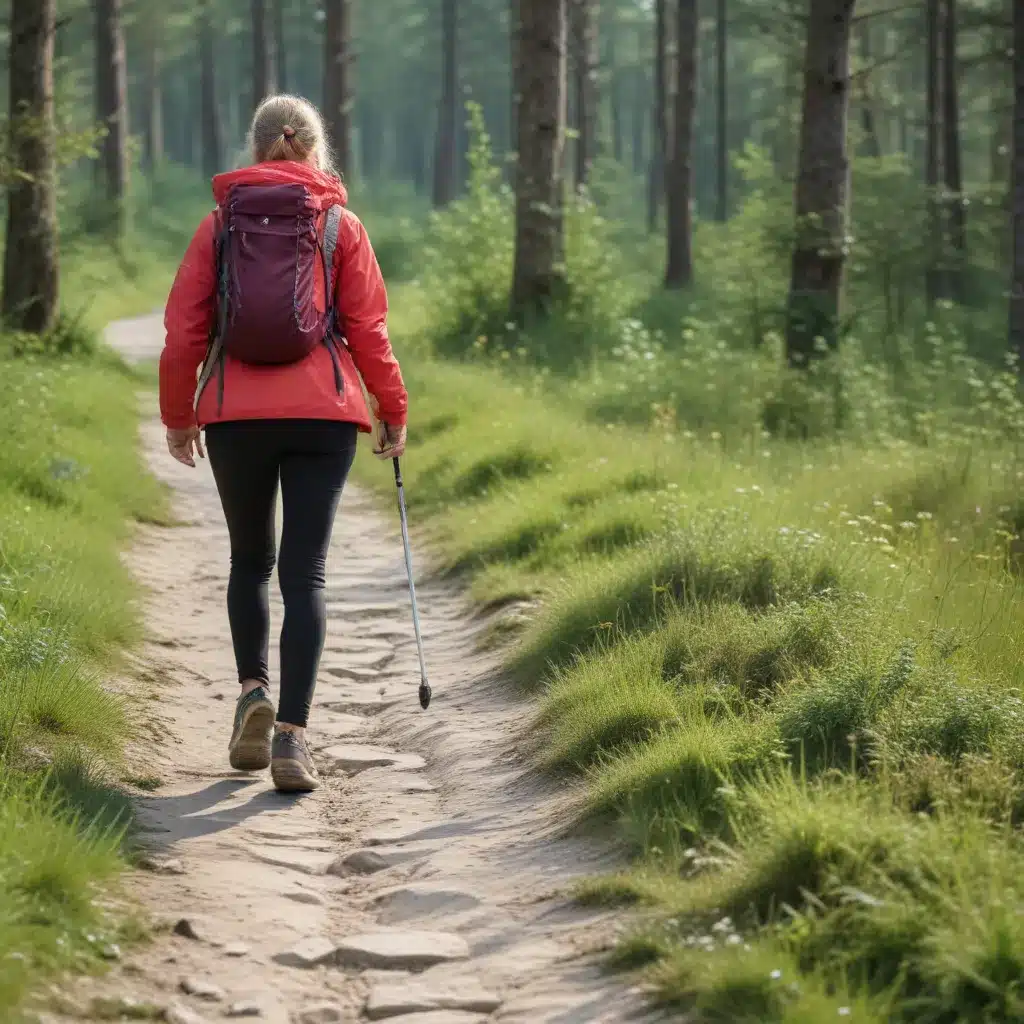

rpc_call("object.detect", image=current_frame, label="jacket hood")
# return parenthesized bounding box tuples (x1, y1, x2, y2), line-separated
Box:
(211, 161, 348, 209)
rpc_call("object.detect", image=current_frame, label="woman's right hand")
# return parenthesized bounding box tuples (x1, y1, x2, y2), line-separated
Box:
(373, 422, 407, 460)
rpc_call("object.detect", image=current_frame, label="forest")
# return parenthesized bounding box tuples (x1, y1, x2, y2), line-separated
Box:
(2, 0, 1024, 1021)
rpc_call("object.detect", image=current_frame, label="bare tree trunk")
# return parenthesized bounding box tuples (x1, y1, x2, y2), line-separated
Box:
(1010, 0, 1024, 361)
(664, 0, 698, 289)
(3, 0, 58, 334)
(925, 0, 945, 305)
(570, 0, 599, 189)
(199, 2, 222, 180)
(273, 0, 288, 92)
(942, 0, 966, 299)
(95, 0, 128, 230)
(142, 29, 164, 172)
(324, 0, 353, 176)
(784, 0, 856, 366)
(510, 0, 519, 158)
(252, 0, 276, 111)
(511, 0, 568, 317)
(433, 0, 458, 207)
(858, 21, 882, 157)
(714, 0, 728, 221)
(609, 32, 624, 163)
(647, 0, 668, 232)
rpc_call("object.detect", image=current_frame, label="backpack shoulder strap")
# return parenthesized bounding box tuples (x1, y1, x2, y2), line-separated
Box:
(323, 205, 343, 300)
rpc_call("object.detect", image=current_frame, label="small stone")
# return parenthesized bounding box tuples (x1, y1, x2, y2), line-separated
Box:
(166, 1004, 209, 1024)
(284, 890, 326, 907)
(100, 943, 122, 960)
(139, 855, 187, 875)
(224, 942, 250, 957)
(173, 917, 211, 942)
(335, 931, 470, 971)
(365, 979, 502, 1020)
(225, 1001, 262, 1017)
(272, 935, 338, 969)
(294, 1003, 345, 1024)
(329, 850, 389, 875)
(180, 977, 225, 1001)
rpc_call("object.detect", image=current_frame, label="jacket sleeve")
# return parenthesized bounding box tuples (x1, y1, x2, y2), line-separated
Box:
(160, 212, 217, 430)
(335, 212, 408, 426)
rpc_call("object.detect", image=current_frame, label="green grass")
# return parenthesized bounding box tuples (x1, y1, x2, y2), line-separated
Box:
(351, 266, 1024, 1021)
(0, 178, 200, 1019)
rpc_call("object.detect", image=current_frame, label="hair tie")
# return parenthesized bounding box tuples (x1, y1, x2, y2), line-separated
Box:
(282, 125, 296, 139)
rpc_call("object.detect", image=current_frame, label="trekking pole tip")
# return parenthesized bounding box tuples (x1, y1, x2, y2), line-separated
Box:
(419, 680, 432, 710)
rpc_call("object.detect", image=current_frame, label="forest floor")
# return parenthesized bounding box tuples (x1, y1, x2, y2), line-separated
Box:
(44, 313, 663, 1024)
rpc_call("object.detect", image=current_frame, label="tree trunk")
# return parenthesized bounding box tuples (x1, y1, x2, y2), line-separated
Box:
(199, 2, 222, 180)
(142, 32, 164, 172)
(858, 21, 882, 157)
(570, 0, 599, 189)
(433, 0, 458, 207)
(95, 0, 129, 228)
(324, 0, 353, 176)
(609, 29, 624, 163)
(274, 0, 288, 92)
(942, 0, 966, 299)
(925, 0, 945, 305)
(510, 0, 519, 158)
(252, 0, 275, 110)
(511, 0, 568, 317)
(714, 0, 727, 221)
(647, 0, 668, 232)
(3, 0, 58, 334)
(1010, 0, 1024, 361)
(784, 0, 856, 367)
(664, 0, 698, 289)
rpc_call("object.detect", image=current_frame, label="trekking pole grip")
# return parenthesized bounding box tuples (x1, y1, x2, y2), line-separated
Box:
(393, 455, 402, 487)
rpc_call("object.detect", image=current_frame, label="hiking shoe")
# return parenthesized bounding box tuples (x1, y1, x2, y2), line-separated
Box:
(228, 686, 275, 771)
(271, 731, 320, 793)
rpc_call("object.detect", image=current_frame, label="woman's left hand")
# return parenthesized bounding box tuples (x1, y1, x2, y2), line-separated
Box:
(166, 425, 205, 468)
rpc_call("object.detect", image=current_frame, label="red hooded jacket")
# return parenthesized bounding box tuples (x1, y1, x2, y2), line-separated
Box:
(159, 161, 408, 433)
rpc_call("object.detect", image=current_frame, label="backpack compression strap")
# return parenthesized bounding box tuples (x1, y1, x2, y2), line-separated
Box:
(323, 205, 343, 307)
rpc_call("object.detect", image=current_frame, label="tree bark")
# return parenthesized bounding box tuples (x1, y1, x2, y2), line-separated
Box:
(714, 0, 728, 221)
(3, 0, 58, 334)
(942, 0, 966, 298)
(570, 0, 599, 189)
(925, 0, 945, 305)
(252, 0, 276, 111)
(857, 21, 881, 157)
(433, 0, 459, 207)
(784, 0, 856, 366)
(664, 0, 698, 289)
(273, 0, 288, 92)
(199, 2, 222, 180)
(324, 0, 353, 176)
(511, 0, 568, 318)
(94, 0, 129, 227)
(647, 0, 668, 232)
(141, 27, 164, 172)
(1010, 0, 1024, 361)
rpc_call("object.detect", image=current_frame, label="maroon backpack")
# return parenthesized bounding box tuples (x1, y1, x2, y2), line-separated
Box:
(195, 182, 344, 413)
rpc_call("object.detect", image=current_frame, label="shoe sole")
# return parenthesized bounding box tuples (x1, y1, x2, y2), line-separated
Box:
(271, 758, 321, 793)
(229, 702, 275, 771)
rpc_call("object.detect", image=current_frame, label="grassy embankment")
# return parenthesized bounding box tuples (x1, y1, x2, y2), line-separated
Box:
(355, 139, 1024, 1022)
(0, 173, 210, 1019)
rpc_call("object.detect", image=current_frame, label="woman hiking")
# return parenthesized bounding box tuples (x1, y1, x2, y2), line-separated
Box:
(159, 95, 408, 794)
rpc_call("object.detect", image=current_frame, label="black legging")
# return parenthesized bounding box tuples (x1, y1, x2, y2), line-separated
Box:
(204, 419, 358, 727)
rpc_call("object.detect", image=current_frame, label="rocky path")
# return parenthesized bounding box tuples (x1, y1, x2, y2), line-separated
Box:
(54, 315, 659, 1024)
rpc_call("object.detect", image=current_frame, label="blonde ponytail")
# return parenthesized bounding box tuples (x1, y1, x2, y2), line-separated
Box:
(248, 94, 337, 177)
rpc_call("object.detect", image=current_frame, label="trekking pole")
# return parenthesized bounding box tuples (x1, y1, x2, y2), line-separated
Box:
(393, 457, 432, 710)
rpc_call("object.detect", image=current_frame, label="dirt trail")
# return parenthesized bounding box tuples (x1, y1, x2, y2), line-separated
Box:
(54, 315, 660, 1024)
